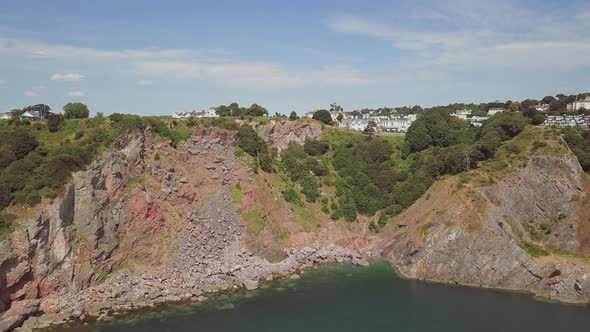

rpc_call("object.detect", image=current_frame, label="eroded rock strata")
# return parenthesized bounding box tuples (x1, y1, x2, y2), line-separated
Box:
(0, 126, 365, 331)
(2, 123, 590, 331)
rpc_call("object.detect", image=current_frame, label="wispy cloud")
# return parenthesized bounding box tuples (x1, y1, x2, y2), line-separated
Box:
(0, 38, 372, 89)
(51, 73, 84, 82)
(68, 90, 85, 97)
(24, 90, 38, 97)
(0, 79, 6, 85)
(327, 1, 590, 69)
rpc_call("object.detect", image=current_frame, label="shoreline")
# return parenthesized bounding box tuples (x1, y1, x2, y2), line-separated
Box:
(14, 244, 372, 331)
(42, 257, 590, 331)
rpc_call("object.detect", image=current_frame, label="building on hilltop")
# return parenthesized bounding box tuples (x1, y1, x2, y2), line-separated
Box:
(20, 111, 36, 120)
(535, 103, 550, 112)
(488, 108, 506, 116)
(567, 96, 590, 111)
(172, 108, 218, 119)
(451, 109, 472, 120)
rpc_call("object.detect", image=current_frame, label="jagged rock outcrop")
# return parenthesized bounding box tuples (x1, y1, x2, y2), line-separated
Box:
(0, 131, 147, 330)
(0, 126, 362, 331)
(377, 143, 590, 303)
(258, 120, 323, 152)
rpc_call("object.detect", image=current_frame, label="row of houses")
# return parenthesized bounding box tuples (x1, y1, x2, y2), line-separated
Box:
(544, 115, 590, 128)
(172, 108, 218, 119)
(304, 105, 418, 133)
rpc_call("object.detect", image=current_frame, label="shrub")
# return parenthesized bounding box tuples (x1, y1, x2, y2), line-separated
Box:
(282, 187, 301, 205)
(26, 191, 41, 206)
(47, 113, 64, 132)
(312, 110, 333, 125)
(304, 139, 330, 156)
(301, 175, 319, 203)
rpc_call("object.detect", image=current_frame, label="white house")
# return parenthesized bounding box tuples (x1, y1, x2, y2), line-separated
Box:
(535, 104, 550, 112)
(488, 108, 505, 116)
(451, 109, 472, 120)
(20, 111, 36, 120)
(567, 96, 590, 111)
(469, 116, 489, 127)
(0, 112, 12, 120)
(193, 108, 218, 118)
(172, 108, 219, 119)
(172, 112, 192, 119)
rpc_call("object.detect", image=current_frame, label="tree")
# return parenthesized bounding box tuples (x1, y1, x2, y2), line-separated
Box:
(215, 105, 231, 117)
(63, 102, 89, 119)
(304, 139, 330, 156)
(337, 113, 344, 122)
(246, 104, 268, 117)
(542, 96, 556, 105)
(96, 112, 104, 119)
(406, 119, 431, 152)
(531, 113, 546, 125)
(289, 111, 299, 120)
(47, 113, 64, 132)
(312, 110, 333, 125)
(363, 120, 377, 134)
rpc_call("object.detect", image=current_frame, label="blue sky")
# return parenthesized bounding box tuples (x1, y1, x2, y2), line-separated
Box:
(1, 0, 589, 116)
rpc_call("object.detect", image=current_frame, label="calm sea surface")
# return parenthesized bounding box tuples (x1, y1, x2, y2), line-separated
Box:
(59, 261, 589, 332)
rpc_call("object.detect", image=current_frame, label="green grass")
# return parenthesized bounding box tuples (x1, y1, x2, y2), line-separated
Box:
(518, 241, 549, 257)
(231, 185, 243, 204)
(242, 209, 265, 236)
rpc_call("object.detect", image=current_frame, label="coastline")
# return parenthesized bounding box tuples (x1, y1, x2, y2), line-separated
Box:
(14, 244, 372, 331)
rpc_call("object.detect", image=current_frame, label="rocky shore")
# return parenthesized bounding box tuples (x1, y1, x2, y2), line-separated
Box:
(9, 244, 368, 331)
(0, 126, 370, 331)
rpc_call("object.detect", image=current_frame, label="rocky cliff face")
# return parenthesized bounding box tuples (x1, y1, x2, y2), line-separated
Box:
(0, 126, 362, 331)
(377, 137, 590, 303)
(258, 120, 323, 152)
(0, 130, 148, 331)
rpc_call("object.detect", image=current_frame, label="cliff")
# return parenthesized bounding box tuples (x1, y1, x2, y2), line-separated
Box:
(376, 127, 590, 302)
(2, 123, 590, 331)
(0, 125, 362, 331)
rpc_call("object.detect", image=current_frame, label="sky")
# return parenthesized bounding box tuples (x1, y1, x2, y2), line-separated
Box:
(0, 0, 589, 116)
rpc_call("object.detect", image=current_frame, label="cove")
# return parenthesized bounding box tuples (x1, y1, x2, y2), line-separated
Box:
(58, 261, 590, 332)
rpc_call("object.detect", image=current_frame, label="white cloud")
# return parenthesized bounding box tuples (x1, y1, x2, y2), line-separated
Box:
(0, 79, 6, 85)
(328, 4, 590, 70)
(51, 73, 84, 82)
(137, 79, 153, 86)
(68, 90, 85, 97)
(0, 38, 372, 89)
(24, 90, 38, 97)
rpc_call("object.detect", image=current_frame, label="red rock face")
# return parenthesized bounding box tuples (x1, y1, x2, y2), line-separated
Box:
(129, 194, 163, 226)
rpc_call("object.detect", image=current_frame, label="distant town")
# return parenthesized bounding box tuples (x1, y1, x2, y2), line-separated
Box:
(170, 95, 590, 133)
(3, 94, 589, 133)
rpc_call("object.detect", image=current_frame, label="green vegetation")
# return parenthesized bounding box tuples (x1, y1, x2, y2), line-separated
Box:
(276, 111, 529, 230)
(63, 102, 90, 119)
(0, 110, 194, 234)
(214, 102, 269, 117)
(312, 109, 334, 125)
(562, 128, 590, 172)
(518, 241, 549, 257)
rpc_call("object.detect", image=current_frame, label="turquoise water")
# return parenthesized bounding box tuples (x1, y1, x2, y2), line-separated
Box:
(62, 262, 589, 332)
